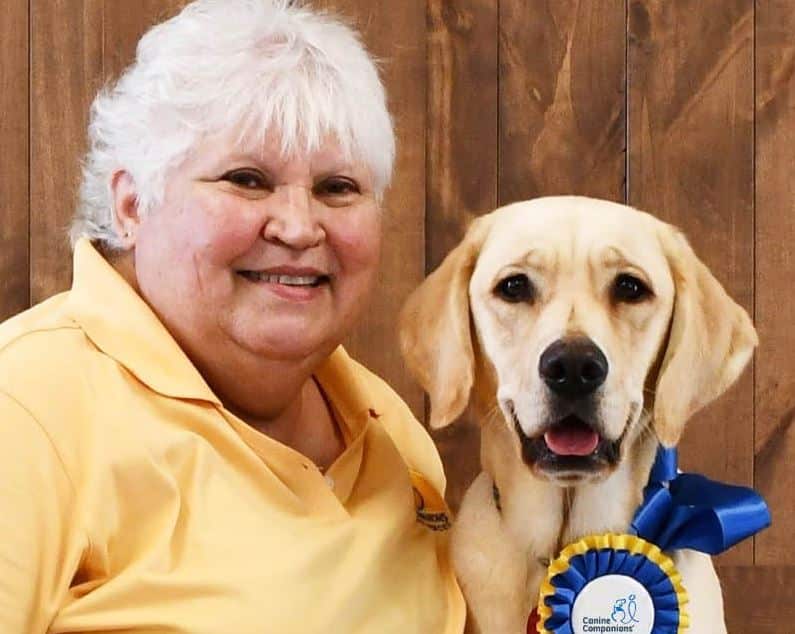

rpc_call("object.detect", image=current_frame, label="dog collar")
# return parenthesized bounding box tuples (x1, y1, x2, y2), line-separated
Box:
(532, 447, 771, 634)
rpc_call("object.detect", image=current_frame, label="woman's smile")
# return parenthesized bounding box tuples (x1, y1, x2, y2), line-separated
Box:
(237, 266, 332, 302)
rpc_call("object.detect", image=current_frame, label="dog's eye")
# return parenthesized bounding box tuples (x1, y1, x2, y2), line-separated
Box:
(495, 274, 534, 303)
(613, 274, 652, 303)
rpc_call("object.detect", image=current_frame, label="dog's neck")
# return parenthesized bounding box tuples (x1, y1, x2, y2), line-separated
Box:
(480, 414, 659, 565)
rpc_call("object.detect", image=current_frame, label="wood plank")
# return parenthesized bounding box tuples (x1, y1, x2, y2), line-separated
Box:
(102, 1, 188, 79)
(30, 0, 103, 303)
(0, 0, 30, 320)
(754, 0, 795, 566)
(426, 0, 498, 510)
(628, 0, 755, 565)
(718, 565, 795, 633)
(499, 0, 626, 204)
(315, 1, 427, 419)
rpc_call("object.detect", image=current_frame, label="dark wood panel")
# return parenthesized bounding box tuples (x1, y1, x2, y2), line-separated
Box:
(628, 0, 755, 565)
(0, 0, 30, 320)
(754, 0, 795, 566)
(427, 0, 498, 268)
(718, 565, 795, 633)
(30, 0, 103, 303)
(102, 1, 188, 79)
(316, 0, 427, 418)
(427, 0, 498, 510)
(498, 0, 626, 204)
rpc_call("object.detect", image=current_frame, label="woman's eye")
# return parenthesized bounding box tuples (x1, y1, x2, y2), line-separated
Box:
(222, 170, 268, 189)
(612, 273, 653, 303)
(494, 274, 535, 303)
(315, 177, 360, 197)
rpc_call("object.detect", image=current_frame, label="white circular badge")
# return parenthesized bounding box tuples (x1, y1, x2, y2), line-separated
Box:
(571, 574, 654, 634)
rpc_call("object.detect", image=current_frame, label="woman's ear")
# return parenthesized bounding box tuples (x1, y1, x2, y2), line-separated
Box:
(399, 214, 493, 429)
(652, 225, 758, 446)
(110, 170, 141, 248)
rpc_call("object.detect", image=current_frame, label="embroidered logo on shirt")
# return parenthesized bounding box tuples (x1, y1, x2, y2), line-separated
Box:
(409, 469, 451, 531)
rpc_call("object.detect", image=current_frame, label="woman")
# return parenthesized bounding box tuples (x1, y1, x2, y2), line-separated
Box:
(0, 1, 464, 632)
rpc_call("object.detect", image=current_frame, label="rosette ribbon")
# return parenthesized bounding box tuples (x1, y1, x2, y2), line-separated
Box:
(537, 534, 689, 634)
(537, 447, 771, 634)
(630, 448, 771, 555)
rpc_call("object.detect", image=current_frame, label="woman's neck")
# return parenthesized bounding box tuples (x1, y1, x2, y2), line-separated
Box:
(196, 350, 345, 468)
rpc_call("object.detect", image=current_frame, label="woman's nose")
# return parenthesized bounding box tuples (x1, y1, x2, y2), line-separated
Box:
(261, 185, 325, 249)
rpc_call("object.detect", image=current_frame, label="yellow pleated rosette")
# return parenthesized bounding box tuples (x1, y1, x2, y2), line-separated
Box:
(536, 533, 689, 634)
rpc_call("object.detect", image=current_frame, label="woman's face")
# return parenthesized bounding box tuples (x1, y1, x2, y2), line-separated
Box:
(129, 132, 382, 363)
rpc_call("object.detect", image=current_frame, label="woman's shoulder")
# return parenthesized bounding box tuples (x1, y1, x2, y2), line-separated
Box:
(0, 293, 103, 448)
(0, 292, 92, 388)
(0, 291, 79, 358)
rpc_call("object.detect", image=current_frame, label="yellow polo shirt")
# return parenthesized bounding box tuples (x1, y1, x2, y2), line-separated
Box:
(0, 239, 464, 634)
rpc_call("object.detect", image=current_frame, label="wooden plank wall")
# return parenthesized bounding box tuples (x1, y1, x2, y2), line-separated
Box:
(628, 0, 756, 567)
(1, 1, 793, 632)
(0, 0, 29, 321)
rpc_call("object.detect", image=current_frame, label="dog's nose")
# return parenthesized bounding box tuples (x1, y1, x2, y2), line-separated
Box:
(539, 337, 608, 398)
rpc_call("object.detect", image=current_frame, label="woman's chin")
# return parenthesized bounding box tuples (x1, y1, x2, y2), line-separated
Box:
(231, 326, 339, 363)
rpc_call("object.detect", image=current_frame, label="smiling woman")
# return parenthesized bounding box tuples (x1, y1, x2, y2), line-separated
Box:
(0, 1, 463, 632)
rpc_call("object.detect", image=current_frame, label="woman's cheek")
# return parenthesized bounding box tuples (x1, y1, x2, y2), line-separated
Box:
(192, 199, 264, 263)
(332, 210, 382, 271)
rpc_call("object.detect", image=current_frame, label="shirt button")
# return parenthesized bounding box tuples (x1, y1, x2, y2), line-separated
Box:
(324, 474, 335, 489)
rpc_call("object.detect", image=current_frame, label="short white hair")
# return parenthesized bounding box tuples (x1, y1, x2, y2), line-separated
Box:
(71, 0, 395, 249)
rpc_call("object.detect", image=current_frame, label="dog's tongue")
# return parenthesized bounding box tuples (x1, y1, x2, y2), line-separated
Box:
(544, 421, 599, 456)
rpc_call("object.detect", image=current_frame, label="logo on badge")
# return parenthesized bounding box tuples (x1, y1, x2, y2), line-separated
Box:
(569, 574, 653, 634)
(611, 594, 640, 625)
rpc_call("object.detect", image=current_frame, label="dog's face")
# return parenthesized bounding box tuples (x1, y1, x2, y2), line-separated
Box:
(468, 199, 675, 483)
(400, 196, 757, 487)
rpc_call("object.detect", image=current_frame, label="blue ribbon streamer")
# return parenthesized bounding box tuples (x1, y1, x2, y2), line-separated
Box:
(630, 447, 771, 555)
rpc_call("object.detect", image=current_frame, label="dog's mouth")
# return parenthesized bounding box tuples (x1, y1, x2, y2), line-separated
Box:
(512, 411, 623, 480)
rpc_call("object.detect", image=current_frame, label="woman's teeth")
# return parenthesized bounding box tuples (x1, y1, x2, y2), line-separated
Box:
(241, 271, 324, 286)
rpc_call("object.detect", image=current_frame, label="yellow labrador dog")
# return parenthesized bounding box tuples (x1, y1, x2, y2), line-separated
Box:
(400, 197, 756, 634)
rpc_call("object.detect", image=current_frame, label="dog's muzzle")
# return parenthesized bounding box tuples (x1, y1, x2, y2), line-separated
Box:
(512, 336, 619, 478)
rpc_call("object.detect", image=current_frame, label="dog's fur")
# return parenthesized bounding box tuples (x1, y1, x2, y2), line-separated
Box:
(400, 197, 757, 634)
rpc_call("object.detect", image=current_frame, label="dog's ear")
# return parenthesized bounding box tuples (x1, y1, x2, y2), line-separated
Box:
(652, 225, 758, 446)
(399, 214, 493, 429)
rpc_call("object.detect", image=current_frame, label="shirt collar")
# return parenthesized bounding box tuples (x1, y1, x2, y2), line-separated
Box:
(66, 238, 221, 405)
(314, 346, 375, 440)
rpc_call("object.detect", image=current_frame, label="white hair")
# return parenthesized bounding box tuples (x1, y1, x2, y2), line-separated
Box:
(71, 0, 395, 249)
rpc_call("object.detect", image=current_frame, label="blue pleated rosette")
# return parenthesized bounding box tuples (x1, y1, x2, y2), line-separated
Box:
(536, 534, 688, 634)
(535, 448, 771, 634)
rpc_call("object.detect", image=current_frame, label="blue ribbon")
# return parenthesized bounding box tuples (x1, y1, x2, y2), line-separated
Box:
(545, 550, 680, 634)
(630, 447, 771, 555)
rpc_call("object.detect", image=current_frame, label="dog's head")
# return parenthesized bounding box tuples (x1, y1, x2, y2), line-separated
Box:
(400, 197, 757, 485)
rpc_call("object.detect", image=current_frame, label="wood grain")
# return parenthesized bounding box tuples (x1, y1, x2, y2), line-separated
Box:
(426, 0, 498, 509)
(718, 565, 795, 633)
(0, 0, 30, 320)
(754, 0, 795, 566)
(30, 0, 103, 303)
(102, 1, 187, 80)
(628, 0, 755, 565)
(499, 0, 626, 204)
(315, 0, 427, 418)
